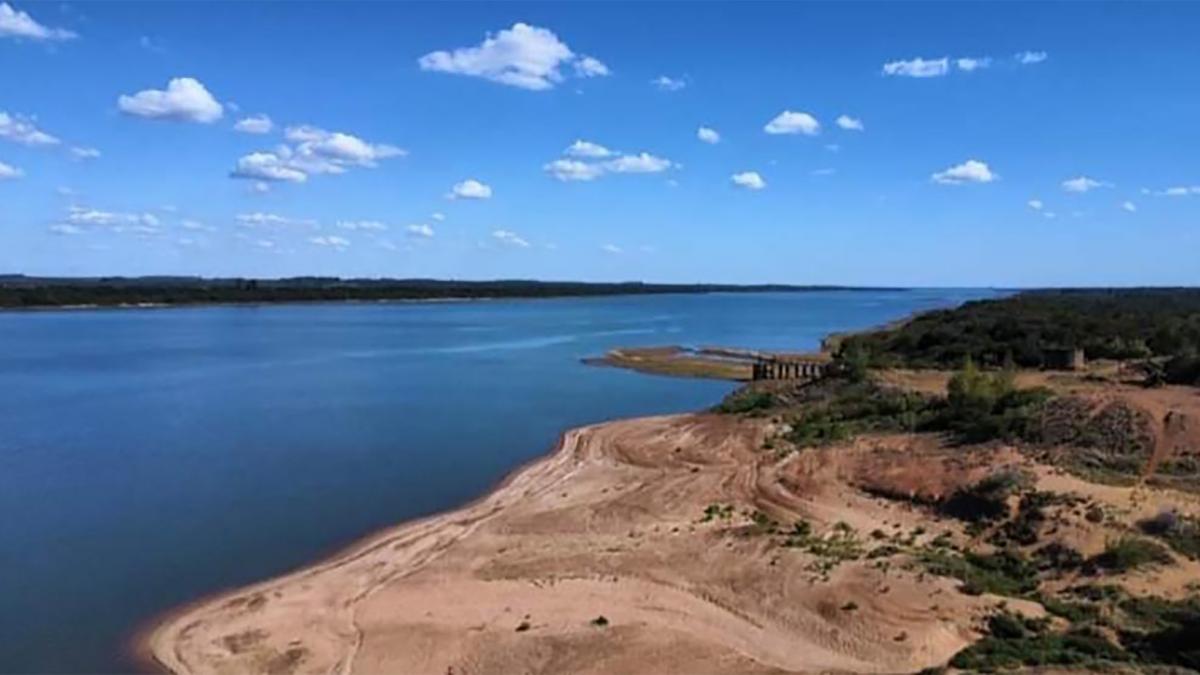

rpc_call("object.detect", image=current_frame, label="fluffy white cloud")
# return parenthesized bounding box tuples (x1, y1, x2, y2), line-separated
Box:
(544, 142, 675, 181)
(731, 171, 766, 190)
(1027, 199, 1044, 211)
(336, 220, 387, 231)
(431, 212, 446, 221)
(1061, 176, 1109, 193)
(231, 151, 308, 183)
(406, 223, 434, 238)
(309, 235, 350, 249)
(70, 146, 100, 160)
(0, 159, 21, 179)
(697, 126, 720, 144)
(0, 2, 75, 41)
(57, 205, 161, 234)
(49, 223, 83, 235)
(492, 229, 530, 247)
(0, 111, 60, 146)
(932, 159, 996, 184)
(234, 114, 273, 134)
(449, 178, 492, 199)
(565, 139, 612, 158)
(232, 126, 402, 184)
(601, 243, 622, 254)
(652, 75, 686, 91)
(956, 57, 992, 72)
(604, 152, 672, 174)
(882, 57, 950, 78)
(835, 115, 864, 131)
(1016, 51, 1048, 65)
(418, 23, 607, 91)
(118, 77, 223, 123)
(1121, 201, 1137, 213)
(284, 125, 405, 166)
(764, 110, 820, 135)
(574, 56, 609, 78)
(544, 158, 604, 182)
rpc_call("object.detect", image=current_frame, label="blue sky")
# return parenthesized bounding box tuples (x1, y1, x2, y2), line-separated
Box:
(1, 1, 1198, 286)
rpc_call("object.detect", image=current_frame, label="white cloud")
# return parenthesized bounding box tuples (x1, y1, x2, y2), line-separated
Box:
(932, 159, 996, 184)
(49, 223, 83, 235)
(449, 178, 492, 199)
(764, 110, 820, 135)
(231, 151, 308, 183)
(835, 114, 864, 131)
(234, 114, 273, 134)
(418, 23, 607, 91)
(180, 219, 214, 231)
(492, 229, 530, 247)
(882, 57, 950, 78)
(431, 212, 446, 221)
(0, 2, 76, 41)
(731, 171, 766, 190)
(69, 146, 100, 160)
(1027, 199, 1044, 211)
(1016, 51, 1048, 65)
(565, 139, 612, 158)
(57, 205, 162, 234)
(697, 126, 720, 144)
(1121, 201, 1137, 213)
(574, 56, 609, 78)
(118, 77, 224, 123)
(284, 125, 405, 166)
(1061, 176, 1109, 193)
(336, 220, 387, 231)
(236, 212, 314, 228)
(601, 243, 622, 254)
(604, 152, 672, 174)
(232, 126, 402, 184)
(406, 223, 434, 238)
(1157, 185, 1200, 196)
(956, 57, 992, 72)
(544, 158, 604, 182)
(652, 75, 686, 91)
(309, 235, 350, 249)
(0, 159, 22, 179)
(0, 111, 60, 146)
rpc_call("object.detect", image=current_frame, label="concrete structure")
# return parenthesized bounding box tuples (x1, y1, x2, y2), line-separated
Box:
(1043, 347, 1086, 371)
(751, 356, 830, 381)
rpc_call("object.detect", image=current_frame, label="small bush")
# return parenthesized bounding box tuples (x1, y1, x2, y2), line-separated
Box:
(716, 390, 775, 414)
(1089, 537, 1172, 573)
(920, 549, 1039, 597)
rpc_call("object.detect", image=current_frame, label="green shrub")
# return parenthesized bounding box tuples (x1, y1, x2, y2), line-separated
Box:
(716, 390, 775, 414)
(919, 549, 1039, 597)
(1089, 537, 1172, 573)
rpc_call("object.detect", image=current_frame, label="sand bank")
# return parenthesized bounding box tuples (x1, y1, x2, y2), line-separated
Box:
(140, 412, 1011, 674)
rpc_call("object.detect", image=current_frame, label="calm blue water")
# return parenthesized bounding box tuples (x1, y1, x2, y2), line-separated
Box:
(0, 289, 997, 673)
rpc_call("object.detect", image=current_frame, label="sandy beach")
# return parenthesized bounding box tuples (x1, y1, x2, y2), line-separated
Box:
(139, 410, 1025, 675)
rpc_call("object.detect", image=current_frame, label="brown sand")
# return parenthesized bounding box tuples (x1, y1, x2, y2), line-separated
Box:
(142, 413, 1006, 675)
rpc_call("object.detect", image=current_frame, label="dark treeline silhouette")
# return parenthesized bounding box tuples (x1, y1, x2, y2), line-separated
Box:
(0, 275, 887, 309)
(839, 288, 1200, 385)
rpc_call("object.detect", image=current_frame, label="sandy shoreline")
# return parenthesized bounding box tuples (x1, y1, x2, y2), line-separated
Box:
(137, 411, 1019, 675)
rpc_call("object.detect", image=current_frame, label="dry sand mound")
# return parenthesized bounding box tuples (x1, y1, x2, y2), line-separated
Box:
(143, 414, 1004, 675)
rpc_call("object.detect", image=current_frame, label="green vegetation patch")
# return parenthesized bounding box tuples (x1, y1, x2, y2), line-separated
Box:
(1138, 509, 1200, 560)
(918, 548, 1039, 597)
(1087, 537, 1173, 574)
(950, 612, 1129, 672)
(838, 289, 1200, 380)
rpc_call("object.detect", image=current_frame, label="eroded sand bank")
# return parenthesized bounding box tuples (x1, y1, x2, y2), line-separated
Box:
(142, 413, 1014, 674)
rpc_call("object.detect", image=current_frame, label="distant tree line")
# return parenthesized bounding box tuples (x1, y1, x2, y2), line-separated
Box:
(837, 289, 1200, 385)
(0, 275, 881, 309)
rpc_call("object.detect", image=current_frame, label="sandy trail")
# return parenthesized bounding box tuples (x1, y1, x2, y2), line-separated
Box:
(142, 414, 998, 675)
